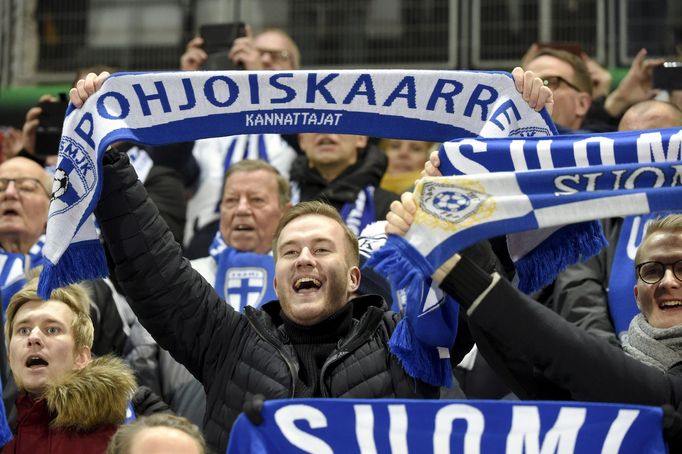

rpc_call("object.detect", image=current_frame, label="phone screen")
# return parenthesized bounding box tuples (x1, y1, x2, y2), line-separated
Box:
(35, 100, 68, 157)
(653, 63, 682, 90)
(200, 22, 246, 70)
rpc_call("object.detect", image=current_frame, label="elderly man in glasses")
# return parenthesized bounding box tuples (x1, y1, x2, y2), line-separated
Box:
(0, 157, 51, 310)
(179, 26, 301, 258)
(524, 48, 594, 134)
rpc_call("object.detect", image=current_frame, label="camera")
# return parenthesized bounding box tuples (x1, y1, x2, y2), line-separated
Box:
(200, 22, 247, 71)
(35, 97, 69, 157)
(653, 62, 682, 90)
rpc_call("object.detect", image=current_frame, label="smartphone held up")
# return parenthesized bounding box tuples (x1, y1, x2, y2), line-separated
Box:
(200, 22, 246, 70)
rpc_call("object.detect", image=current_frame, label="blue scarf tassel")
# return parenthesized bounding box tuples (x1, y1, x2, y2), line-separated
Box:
(368, 235, 454, 388)
(38, 240, 108, 299)
(514, 221, 607, 294)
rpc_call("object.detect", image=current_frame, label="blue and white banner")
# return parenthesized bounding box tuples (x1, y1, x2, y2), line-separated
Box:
(37, 69, 556, 298)
(437, 127, 682, 292)
(368, 158, 682, 387)
(438, 127, 682, 175)
(226, 399, 666, 454)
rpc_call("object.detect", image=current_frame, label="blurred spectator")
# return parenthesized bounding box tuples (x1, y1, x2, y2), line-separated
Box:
(293, 133, 399, 235)
(181, 26, 299, 258)
(3, 277, 137, 453)
(524, 48, 593, 133)
(0, 128, 22, 164)
(603, 49, 666, 121)
(107, 413, 206, 454)
(0, 157, 50, 311)
(619, 99, 682, 131)
(378, 139, 435, 194)
(181, 26, 300, 72)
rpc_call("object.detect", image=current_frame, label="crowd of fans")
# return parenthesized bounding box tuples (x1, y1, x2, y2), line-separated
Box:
(0, 19, 680, 454)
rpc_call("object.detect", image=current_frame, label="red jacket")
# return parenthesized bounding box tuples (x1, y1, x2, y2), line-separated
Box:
(2, 356, 136, 454)
(2, 395, 117, 454)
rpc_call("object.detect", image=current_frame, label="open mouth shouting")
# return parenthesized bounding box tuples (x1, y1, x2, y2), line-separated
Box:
(25, 355, 49, 369)
(293, 277, 322, 294)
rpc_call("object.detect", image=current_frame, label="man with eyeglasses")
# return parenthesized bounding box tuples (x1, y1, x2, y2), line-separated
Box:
(550, 100, 682, 349)
(524, 48, 594, 134)
(179, 26, 301, 258)
(624, 216, 682, 370)
(0, 157, 51, 311)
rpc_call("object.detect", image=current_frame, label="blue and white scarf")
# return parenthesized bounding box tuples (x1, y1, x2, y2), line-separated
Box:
(226, 398, 665, 454)
(438, 127, 682, 292)
(37, 69, 555, 298)
(292, 183, 377, 236)
(208, 232, 276, 311)
(369, 153, 682, 387)
(0, 236, 46, 312)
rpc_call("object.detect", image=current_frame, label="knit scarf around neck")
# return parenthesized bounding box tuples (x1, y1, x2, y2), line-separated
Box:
(622, 313, 682, 372)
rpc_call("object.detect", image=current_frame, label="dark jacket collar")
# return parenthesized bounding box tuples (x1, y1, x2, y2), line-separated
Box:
(289, 144, 388, 205)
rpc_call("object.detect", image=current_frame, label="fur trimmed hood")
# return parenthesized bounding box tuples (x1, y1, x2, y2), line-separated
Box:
(43, 354, 137, 431)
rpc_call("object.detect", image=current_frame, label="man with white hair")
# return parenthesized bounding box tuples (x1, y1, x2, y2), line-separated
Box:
(0, 157, 51, 310)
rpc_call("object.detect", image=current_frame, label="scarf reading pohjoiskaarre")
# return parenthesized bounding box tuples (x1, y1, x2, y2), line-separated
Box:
(225, 398, 665, 454)
(37, 69, 556, 298)
(369, 143, 682, 387)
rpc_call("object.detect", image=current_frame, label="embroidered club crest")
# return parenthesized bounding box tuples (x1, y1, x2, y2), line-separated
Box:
(508, 126, 553, 137)
(49, 136, 97, 216)
(420, 181, 488, 224)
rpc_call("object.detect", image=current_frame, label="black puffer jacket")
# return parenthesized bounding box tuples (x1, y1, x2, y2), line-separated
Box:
(95, 151, 439, 454)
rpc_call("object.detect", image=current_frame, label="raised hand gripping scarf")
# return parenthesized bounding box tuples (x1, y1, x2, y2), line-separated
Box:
(368, 154, 682, 386)
(37, 69, 555, 298)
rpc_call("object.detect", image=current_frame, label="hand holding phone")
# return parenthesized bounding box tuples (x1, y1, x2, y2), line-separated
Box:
(653, 62, 682, 90)
(35, 96, 68, 157)
(200, 22, 246, 70)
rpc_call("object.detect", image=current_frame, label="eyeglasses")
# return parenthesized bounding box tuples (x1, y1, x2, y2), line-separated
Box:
(256, 48, 291, 63)
(0, 178, 49, 196)
(542, 76, 583, 93)
(636, 260, 682, 284)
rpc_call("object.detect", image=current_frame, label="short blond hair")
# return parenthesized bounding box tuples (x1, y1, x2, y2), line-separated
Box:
(107, 413, 206, 454)
(635, 214, 682, 264)
(5, 277, 94, 352)
(272, 200, 359, 267)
